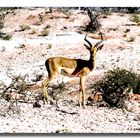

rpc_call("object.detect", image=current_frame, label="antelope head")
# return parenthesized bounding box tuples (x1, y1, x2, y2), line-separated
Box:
(84, 32, 104, 54)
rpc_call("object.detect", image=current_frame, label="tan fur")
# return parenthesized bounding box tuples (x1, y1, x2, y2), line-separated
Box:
(41, 33, 104, 108)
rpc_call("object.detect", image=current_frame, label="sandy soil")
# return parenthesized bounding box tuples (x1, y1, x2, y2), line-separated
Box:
(0, 8, 140, 133)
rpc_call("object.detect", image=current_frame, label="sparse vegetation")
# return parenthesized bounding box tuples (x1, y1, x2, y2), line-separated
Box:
(2, 73, 28, 95)
(0, 70, 29, 113)
(0, 7, 16, 13)
(30, 28, 37, 34)
(48, 43, 52, 49)
(51, 78, 67, 101)
(0, 20, 12, 40)
(19, 24, 31, 31)
(100, 8, 112, 18)
(84, 8, 101, 33)
(0, 21, 4, 29)
(1, 33, 12, 40)
(130, 14, 140, 23)
(0, 7, 140, 133)
(94, 68, 140, 108)
(40, 28, 49, 36)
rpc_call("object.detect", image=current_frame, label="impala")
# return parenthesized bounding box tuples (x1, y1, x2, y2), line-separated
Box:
(41, 32, 104, 108)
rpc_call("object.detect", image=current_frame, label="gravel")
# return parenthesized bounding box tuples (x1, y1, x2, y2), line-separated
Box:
(0, 9, 140, 133)
(0, 98, 139, 133)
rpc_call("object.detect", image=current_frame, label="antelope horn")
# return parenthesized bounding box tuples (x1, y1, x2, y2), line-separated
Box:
(98, 32, 104, 40)
(94, 40, 104, 48)
(94, 32, 104, 48)
(84, 33, 92, 48)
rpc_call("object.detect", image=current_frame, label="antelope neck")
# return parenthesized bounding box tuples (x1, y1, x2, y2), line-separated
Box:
(88, 52, 96, 70)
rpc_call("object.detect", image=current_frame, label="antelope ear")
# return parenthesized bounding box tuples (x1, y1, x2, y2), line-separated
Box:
(97, 44, 104, 51)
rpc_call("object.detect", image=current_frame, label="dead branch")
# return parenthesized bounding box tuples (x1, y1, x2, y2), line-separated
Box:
(85, 8, 101, 33)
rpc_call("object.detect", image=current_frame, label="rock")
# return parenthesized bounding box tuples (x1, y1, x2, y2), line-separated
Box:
(134, 113, 140, 121)
(124, 100, 139, 112)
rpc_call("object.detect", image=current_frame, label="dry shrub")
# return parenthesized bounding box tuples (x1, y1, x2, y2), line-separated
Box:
(84, 8, 101, 33)
(40, 28, 49, 36)
(94, 68, 140, 108)
(0, 72, 29, 113)
(19, 24, 30, 31)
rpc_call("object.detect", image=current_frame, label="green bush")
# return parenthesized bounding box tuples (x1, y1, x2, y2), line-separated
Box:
(130, 14, 140, 23)
(94, 68, 139, 108)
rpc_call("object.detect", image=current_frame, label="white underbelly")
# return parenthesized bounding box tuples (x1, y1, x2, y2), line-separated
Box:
(60, 67, 75, 75)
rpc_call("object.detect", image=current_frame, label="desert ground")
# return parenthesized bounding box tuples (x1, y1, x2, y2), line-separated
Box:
(0, 8, 140, 133)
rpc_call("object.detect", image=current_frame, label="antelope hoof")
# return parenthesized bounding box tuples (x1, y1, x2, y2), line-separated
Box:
(45, 100, 48, 105)
(78, 101, 82, 108)
(43, 97, 48, 105)
(83, 104, 86, 109)
(78, 102, 86, 109)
